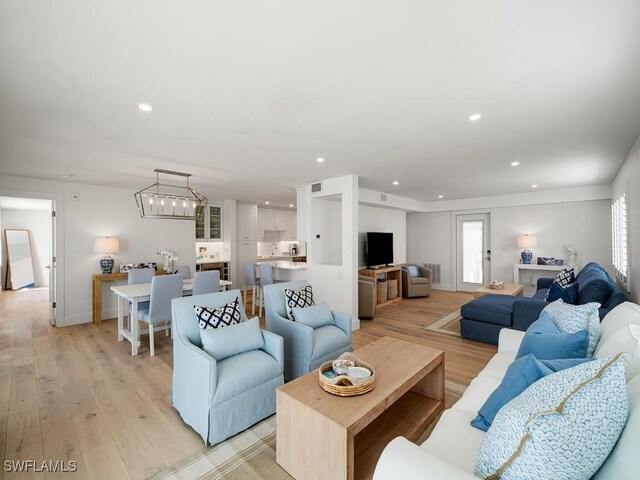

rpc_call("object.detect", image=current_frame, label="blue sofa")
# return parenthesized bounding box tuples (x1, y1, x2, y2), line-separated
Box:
(460, 262, 626, 345)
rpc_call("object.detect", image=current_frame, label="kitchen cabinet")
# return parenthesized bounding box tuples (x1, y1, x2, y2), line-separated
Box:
(235, 241, 257, 288)
(284, 210, 297, 240)
(237, 204, 258, 241)
(195, 204, 223, 240)
(257, 208, 297, 240)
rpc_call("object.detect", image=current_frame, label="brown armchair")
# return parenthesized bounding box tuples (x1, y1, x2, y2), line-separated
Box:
(402, 265, 431, 298)
(358, 275, 376, 319)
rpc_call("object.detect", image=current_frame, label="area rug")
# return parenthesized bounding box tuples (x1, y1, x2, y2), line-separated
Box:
(423, 308, 462, 337)
(152, 384, 466, 480)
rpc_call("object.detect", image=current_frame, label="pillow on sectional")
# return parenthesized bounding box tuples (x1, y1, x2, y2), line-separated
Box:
(545, 281, 579, 304)
(194, 297, 242, 330)
(553, 267, 576, 287)
(291, 301, 335, 328)
(200, 317, 265, 362)
(475, 354, 628, 480)
(284, 285, 314, 320)
(543, 299, 601, 356)
(516, 313, 589, 360)
(576, 266, 612, 305)
(471, 355, 590, 432)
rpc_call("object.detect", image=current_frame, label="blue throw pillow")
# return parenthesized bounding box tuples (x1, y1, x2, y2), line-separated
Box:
(403, 265, 419, 277)
(546, 281, 579, 304)
(200, 317, 265, 361)
(291, 301, 335, 328)
(471, 355, 590, 431)
(516, 313, 589, 360)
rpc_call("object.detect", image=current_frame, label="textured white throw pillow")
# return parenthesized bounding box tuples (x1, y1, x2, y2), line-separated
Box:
(475, 355, 628, 480)
(543, 299, 601, 356)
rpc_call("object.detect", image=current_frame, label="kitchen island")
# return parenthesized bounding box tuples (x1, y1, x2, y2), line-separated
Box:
(256, 261, 307, 282)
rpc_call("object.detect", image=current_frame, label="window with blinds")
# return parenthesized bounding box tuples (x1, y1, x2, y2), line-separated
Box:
(612, 194, 629, 291)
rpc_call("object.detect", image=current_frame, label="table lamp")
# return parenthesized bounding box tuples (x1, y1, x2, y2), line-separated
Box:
(95, 236, 120, 274)
(516, 234, 537, 264)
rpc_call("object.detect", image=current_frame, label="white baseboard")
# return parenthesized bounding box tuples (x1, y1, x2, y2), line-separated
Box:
(432, 284, 455, 292)
(352, 318, 361, 331)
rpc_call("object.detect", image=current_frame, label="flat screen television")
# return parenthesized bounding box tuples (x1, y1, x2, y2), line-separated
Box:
(366, 232, 394, 267)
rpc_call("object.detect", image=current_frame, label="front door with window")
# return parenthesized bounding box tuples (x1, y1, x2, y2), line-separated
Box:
(456, 213, 491, 292)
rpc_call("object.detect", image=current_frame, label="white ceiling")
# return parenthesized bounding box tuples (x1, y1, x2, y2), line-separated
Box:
(1, 1, 639, 207)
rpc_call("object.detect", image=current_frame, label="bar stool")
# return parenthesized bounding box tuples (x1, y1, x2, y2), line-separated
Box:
(243, 262, 260, 315)
(258, 263, 283, 317)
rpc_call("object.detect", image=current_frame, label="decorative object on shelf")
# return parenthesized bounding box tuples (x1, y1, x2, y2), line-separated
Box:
(566, 244, 577, 266)
(134, 169, 207, 221)
(319, 352, 375, 397)
(158, 249, 179, 273)
(537, 257, 555, 266)
(554, 258, 565, 266)
(489, 281, 504, 290)
(516, 234, 537, 264)
(94, 236, 120, 274)
(119, 262, 157, 273)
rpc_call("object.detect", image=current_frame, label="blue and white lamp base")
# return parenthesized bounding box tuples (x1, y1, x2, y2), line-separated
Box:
(521, 250, 533, 264)
(100, 256, 115, 274)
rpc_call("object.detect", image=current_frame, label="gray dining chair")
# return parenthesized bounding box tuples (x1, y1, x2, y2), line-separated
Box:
(243, 262, 260, 315)
(127, 268, 156, 316)
(258, 263, 284, 317)
(136, 274, 183, 356)
(192, 270, 220, 296)
(175, 265, 192, 279)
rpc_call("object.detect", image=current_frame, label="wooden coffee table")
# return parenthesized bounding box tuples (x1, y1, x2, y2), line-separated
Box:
(473, 283, 524, 298)
(276, 336, 444, 480)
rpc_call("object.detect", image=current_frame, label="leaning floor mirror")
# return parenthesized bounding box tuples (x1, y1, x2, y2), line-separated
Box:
(4, 229, 36, 290)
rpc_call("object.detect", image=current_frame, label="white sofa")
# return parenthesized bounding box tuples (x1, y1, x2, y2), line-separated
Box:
(374, 302, 640, 480)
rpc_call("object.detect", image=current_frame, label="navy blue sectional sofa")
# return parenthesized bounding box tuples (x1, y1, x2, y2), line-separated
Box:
(459, 262, 626, 345)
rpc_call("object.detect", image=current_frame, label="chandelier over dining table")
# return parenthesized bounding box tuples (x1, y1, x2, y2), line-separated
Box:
(134, 169, 208, 220)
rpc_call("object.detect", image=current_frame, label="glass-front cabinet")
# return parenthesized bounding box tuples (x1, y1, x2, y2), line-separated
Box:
(195, 204, 223, 240)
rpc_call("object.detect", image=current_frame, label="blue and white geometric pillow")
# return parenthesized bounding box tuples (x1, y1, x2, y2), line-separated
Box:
(194, 298, 242, 330)
(543, 299, 601, 356)
(284, 285, 314, 320)
(475, 354, 628, 480)
(554, 267, 575, 287)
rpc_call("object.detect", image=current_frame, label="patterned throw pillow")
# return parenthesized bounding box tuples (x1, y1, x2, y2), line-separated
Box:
(284, 285, 314, 320)
(554, 267, 575, 287)
(543, 299, 601, 356)
(194, 297, 242, 330)
(475, 354, 628, 480)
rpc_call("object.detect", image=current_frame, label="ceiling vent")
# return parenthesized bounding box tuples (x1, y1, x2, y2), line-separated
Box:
(380, 193, 387, 202)
(311, 182, 322, 193)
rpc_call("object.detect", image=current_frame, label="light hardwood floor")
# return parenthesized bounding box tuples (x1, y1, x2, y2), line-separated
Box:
(0, 288, 495, 479)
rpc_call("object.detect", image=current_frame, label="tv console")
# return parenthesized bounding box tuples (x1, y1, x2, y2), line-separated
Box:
(359, 265, 403, 308)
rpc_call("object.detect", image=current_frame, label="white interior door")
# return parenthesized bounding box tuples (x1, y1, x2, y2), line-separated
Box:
(456, 213, 491, 292)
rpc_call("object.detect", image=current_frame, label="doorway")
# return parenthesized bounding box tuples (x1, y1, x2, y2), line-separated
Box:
(0, 196, 57, 326)
(456, 213, 491, 292)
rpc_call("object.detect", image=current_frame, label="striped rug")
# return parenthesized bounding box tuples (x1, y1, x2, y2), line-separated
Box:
(153, 384, 466, 480)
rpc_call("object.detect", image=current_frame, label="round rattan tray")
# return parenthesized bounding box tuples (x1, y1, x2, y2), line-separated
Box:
(318, 352, 375, 397)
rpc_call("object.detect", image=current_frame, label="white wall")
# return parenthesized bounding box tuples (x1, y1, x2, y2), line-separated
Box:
(612, 133, 640, 302)
(408, 200, 612, 294)
(358, 205, 406, 268)
(1, 208, 51, 288)
(310, 198, 342, 266)
(0, 175, 195, 326)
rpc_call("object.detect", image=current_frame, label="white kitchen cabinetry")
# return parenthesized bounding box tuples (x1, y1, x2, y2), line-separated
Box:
(235, 241, 257, 288)
(195, 204, 223, 240)
(257, 208, 297, 240)
(236, 204, 258, 241)
(284, 211, 297, 240)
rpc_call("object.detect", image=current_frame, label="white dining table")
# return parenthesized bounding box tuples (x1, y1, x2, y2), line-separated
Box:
(111, 279, 232, 355)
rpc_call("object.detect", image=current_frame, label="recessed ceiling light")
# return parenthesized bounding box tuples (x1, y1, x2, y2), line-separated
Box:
(289, 204, 294, 208)
(138, 103, 153, 112)
(316, 157, 325, 163)
(392, 181, 399, 185)
(531, 184, 538, 188)
(265, 201, 270, 205)
(510, 161, 520, 167)
(468, 113, 482, 121)
(438, 195, 444, 199)
(61, 173, 73, 179)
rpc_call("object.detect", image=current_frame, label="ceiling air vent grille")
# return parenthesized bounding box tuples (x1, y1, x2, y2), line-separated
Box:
(380, 193, 387, 202)
(311, 182, 322, 193)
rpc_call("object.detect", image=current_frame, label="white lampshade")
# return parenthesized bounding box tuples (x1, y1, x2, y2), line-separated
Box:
(516, 234, 537, 249)
(94, 236, 120, 254)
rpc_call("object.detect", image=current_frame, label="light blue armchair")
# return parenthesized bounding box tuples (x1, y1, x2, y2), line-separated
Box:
(263, 280, 352, 381)
(171, 290, 284, 446)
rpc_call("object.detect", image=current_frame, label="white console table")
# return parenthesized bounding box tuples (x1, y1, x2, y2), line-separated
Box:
(513, 263, 574, 284)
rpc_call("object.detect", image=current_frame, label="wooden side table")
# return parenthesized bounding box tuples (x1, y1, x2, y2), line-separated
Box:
(92, 269, 166, 324)
(359, 266, 402, 307)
